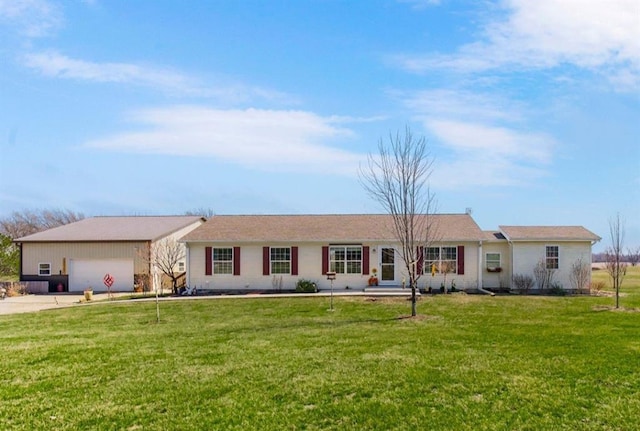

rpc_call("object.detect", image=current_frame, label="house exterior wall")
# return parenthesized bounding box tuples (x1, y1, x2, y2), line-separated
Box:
(187, 241, 480, 291)
(21, 241, 149, 276)
(511, 241, 593, 290)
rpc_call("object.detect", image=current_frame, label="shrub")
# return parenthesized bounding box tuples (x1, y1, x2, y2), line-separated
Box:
(512, 274, 534, 294)
(295, 279, 317, 293)
(549, 283, 566, 296)
(4, 282, 26, 297)
(533, 259, 555, 291)
(590, 280, 606, 292)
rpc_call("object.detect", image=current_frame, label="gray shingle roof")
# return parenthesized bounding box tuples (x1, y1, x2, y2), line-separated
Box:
(15, 216, 205, 242)
(181, 214, 484, 243)
(499, 226, 600, 242)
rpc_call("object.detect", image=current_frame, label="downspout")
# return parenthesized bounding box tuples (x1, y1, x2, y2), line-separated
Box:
(508, 236, 514, 290)
(477, 240, 483, 291)
(18, 242, 23, 281)
(185, 242, 191, 288)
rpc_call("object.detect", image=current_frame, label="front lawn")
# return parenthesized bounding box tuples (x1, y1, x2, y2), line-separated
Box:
(1, 283, 638, 430)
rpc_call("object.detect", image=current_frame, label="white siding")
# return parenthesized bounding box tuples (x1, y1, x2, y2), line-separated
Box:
(511, 241, 593, 290)
(21, 242, 148, 276)
(187, 241, 480, 291)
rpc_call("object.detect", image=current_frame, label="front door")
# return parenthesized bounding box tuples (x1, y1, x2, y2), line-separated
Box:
(380, 247, 396, 285)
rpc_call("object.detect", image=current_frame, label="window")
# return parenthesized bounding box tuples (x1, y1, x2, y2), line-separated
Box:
(177, 261, 186, 272)
(424, 247, 440, 274)
(38, 263, 51, 276)
(423, 246, 457, 274)
(270, 247, 291, 274)
(330, 246, 362, 274)
(486, 253, 501, 270)
(546, 246, 559, 269)
(212, 248, 233, 274)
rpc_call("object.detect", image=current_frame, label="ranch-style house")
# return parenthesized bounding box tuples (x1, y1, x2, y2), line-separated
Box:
(181, 214, 601, 293)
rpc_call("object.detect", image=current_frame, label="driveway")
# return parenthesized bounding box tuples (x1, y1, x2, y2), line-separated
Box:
(0, 293, 126, 316)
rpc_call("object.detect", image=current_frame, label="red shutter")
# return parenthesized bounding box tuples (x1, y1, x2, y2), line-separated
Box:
(362, 246, 370, 275)
(416, 247, 423, 275)
(205, 246, 212, 275)
(322, 246, 329, 275)
(457, 245, 465, 275)
(291, 246, 299, 275)
(263, 247, 270, 276)
(233, 246, 241, 276)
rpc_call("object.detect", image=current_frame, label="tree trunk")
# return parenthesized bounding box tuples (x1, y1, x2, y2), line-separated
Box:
(411, 283, 417, 316)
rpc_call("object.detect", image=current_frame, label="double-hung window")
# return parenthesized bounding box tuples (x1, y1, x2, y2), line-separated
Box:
(546, 246, 559, 269)
(212, 248, 233, 274)
(423, 246, 457, 274)
(270, 247, 291, 274)
(330, 246, 362, 274)
(486, 253, 501, 270)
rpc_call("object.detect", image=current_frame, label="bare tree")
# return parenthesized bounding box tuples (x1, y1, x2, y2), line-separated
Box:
(0, 208, 85, 239)
(360, 126, 438, 317)
(138, 237, 186, 294)
(605, 213, 627, 309)
(627, 246, 640, 267)
(0, 209, 85, 278)
(569, 258, 591, 293)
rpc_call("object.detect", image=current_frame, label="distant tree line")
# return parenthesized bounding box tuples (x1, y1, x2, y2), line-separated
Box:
(0, 209, 85, 279)
(593, 248, 640, 266)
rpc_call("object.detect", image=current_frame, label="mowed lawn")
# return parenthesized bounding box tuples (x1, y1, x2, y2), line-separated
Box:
(1, 269, 639, 430)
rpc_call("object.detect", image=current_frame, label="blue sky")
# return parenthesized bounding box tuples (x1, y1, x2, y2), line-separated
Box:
(1, 0, 638, 251)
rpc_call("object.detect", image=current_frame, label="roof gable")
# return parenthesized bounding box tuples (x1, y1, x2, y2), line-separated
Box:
(499, 225, 600, 242)
(16, 216, 205, 242)
(181, 214, 484, 243)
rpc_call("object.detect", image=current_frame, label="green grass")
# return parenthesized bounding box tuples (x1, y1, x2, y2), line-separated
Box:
(1, 273, 638, 430)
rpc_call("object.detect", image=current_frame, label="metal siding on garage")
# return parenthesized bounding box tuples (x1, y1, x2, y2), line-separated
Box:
(69, 259, 134, 292)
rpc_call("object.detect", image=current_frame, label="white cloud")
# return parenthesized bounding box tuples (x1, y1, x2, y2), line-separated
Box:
(23, 51, 296, 104)
(397, 0, 640, 91)
(401, 89, 556, 188)
(402, 89, 526, 123)
(397, 0, 441, 10)
(0, 0, 62, 37)
(84, 106, 364, 175)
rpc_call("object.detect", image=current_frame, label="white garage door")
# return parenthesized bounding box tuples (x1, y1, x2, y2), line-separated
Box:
(69, 259, 134, 293)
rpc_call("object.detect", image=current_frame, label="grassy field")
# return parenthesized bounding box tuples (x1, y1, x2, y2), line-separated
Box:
(0, 269, 638, 430)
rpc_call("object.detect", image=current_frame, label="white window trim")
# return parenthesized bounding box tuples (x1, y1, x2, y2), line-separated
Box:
(424, 246, 458, 274)
(38, 262, 52, 276)
(545, 245, 559, 270)
(212, 247, 233, 275)
(270, 246, 291, 275)
(329, 245, 363, 275)
(485, 252, 501, 270)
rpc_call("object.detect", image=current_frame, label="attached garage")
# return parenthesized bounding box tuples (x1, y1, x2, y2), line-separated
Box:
(69, 259, 134, 292)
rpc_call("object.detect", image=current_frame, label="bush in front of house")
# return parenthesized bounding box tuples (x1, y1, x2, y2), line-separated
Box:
(295, 279, 317, 293)
(512, 274, 534, 294)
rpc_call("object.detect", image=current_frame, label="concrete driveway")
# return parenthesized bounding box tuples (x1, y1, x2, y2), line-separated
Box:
(0, 293, 125, 316)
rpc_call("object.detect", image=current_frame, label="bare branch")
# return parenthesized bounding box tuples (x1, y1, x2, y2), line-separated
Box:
(359, 126, 438, 316)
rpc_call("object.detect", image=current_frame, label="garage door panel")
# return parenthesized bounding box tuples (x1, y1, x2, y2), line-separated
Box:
(69, 259, 133, 292)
